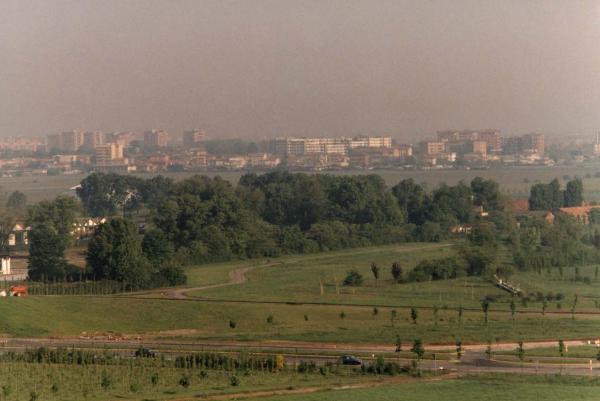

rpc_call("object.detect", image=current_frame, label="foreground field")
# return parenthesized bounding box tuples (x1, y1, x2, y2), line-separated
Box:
(0, 361, 598, 401)
(0, 360, 383, 401)
(245, 374, 600, 401)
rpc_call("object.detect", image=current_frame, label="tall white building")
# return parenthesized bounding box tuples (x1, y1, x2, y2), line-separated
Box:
(270, 136, 391, 156)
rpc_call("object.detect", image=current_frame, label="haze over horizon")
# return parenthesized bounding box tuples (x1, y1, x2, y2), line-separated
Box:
(1, 0, 599, 140)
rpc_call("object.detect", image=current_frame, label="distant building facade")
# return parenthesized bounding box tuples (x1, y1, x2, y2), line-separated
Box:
(183, 129, 205, 148)
(270, 136, 392, 157)
(82, 131, 105, 151)
(144, 130, 169, 148)
(46, 130, 84, 153)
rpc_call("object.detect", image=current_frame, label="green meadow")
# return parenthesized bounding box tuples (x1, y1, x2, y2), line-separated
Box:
(0, 242, 598, 344)
(244, 374, 600, 401)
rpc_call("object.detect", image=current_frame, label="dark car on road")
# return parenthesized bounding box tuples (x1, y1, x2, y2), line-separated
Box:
(134, 347, 156, 358)
(340, 355, 362, 365)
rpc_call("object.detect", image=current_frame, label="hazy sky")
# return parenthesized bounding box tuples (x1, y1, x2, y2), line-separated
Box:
(1, 0, 600, 140)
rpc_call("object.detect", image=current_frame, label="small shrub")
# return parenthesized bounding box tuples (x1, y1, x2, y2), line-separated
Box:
(229, 320, 237, 329)
(179, 375, 191, 388)
(100, 372, 112, 390)
(266, 315, 274, 324)
(230, 375, 240, 386)
(297, 360, 317, 373)
(343, 270, 363, 286)
(151, 372, 159, 385)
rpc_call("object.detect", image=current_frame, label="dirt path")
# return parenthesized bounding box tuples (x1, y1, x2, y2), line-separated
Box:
(164, 266, 253, 299)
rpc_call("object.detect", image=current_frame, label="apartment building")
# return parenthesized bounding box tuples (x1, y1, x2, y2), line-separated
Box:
(419, 141, 446, 155)
(503, 134, 545, 156)
(95, 143, 124, 165)
(82, 131, 104, 151)
(472, 140, 487, 156)
(183, 129, 205, 148)
(270, 136, 392, 156)
(144, 129, 169, 148)
(46, 130, 84, 152)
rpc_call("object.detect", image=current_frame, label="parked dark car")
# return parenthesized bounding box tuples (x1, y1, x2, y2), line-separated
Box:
(134, 347, 156, 358)
(340, 355, 362, 365)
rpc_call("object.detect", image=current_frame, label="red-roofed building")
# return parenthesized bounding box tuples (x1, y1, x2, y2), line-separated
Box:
(512, 199, 529, 214)
(558, 205, 600, 224)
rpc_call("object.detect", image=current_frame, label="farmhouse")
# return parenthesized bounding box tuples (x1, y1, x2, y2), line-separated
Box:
(558, 205, 600, 224)
(70, 217, 107, 239)
(8, 221, 29, 247)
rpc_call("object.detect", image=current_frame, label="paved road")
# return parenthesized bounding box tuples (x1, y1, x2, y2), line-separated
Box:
(3, 336, 600, 376)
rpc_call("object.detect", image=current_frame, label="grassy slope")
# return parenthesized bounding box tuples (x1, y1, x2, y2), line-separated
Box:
(244, 375, 600, 401)
(1, 294, 600, 343)
(509, 266, 600, 310)
(0, 242, 600, 343)
(190, 242, 511, 309)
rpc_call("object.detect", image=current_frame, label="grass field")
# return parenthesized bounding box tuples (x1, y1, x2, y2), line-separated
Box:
(6, 164, 600, 203)
(191, 243, 493, 307)
(0, 242, 600, 344)
(244, 374, 600, 401)
(495, 344, 600, 359)
(1, 290, 600, 344)
(190, 243, 600, 312)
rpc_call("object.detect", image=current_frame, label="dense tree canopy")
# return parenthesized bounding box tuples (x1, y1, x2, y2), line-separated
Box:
(0, 208, 16, 252)
(391, 179, 478, 235)
(391, 178, 427, 225)
(239, 172, 403, 229)
(564, 178, 583, 207)
(72, 173, 525, 265)
(26, 196, 80, 237)
(28, 224, 68, 281)
(153, 176, 261, 262)
(6, 191, 27, 214)
(141, 229, 174, 265)
(471, 177, 501, 210)
(87, 218, 150, 289)
(528, 178, 584, 210)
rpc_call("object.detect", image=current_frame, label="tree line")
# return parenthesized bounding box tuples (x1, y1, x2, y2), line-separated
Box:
(528, 178, 583, 210)
(23, 171, 597, 290)
(74, 172, 510, 263)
